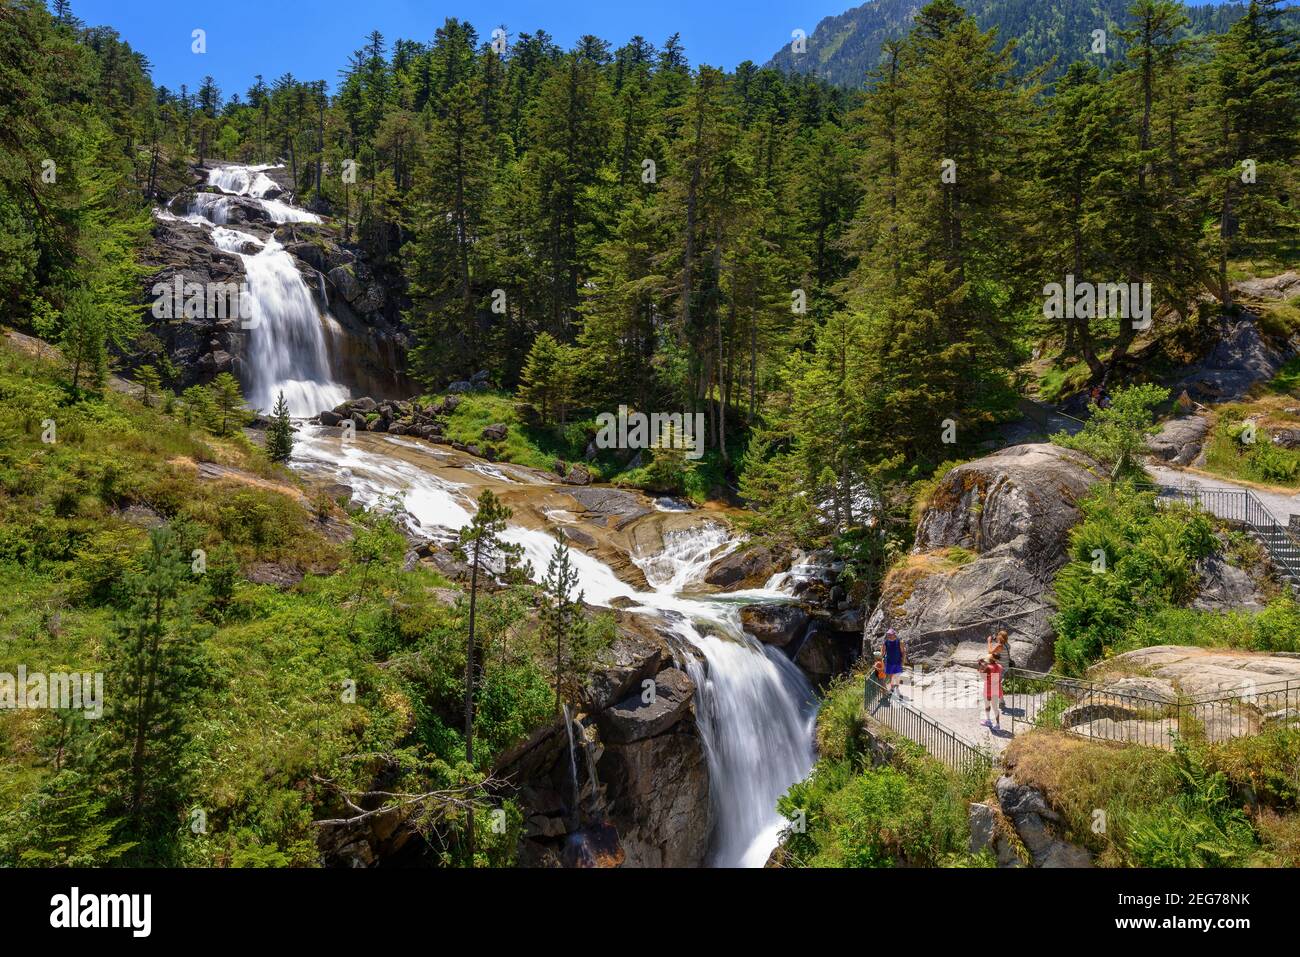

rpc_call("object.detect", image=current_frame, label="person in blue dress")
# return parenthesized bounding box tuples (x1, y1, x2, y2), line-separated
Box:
(882, 628, 906, 694)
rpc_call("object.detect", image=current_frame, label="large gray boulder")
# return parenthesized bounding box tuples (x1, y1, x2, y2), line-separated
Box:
(1193, 555, 1264, 611)
(866, 444, 1101, 672)
(1146, 414, 1210, 466)
(1234, 271, 1300, 301)
(916, 443, 1101, 576)
(739, 603, 810, 648)
(703, 544, 776, 589)
(1171, 314, 1295, 402)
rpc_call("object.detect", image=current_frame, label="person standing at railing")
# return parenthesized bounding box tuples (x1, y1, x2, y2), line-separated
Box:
(882, 628, 906, 695)
(978, 656, 1004, 729)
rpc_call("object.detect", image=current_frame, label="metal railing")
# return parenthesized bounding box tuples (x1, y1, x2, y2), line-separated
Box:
(1006, 668, 1300, 749)
(864, 677, 995, 776)
(1142, 482, 1300, 587)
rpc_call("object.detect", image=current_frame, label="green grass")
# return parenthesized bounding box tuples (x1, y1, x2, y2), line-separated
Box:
(1037, 359, 1092, 404)
(771, 673, 990, 868)
(1257, 296, 1300, 342)
(1202, 410, 1300, 488)
(1268, 355, 1300, 396)
(431, 391, 604, 477)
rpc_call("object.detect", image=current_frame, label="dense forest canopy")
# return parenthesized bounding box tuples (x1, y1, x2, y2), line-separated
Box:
(2, 0, 1299, 547)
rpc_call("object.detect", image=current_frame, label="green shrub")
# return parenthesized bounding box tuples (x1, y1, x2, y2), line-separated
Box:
(779, 744, 977, 868)
(1053, 484, 1216, 672)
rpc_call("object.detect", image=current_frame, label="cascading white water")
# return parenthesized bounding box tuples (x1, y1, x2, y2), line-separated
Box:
(290, 425, 818, 867)
(562, 703, 582, 827)
(194, 161, 817, 868)
(631, 527, 818, 867)
(153, 163, 346, 416)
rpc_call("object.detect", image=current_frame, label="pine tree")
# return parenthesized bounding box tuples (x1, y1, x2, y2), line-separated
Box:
(180, 383, 215, 430)
(452, 490, 526, 865)
(136, 364, 161, 407)
(101, 524, 207, 844)
(1199, 0, 1300, 305)
(405, 80, 490, 385)
(525, 52, 612, 338)
(845, 0, 1032, 459)
(4, 770, 132, 867)
(209, 372, 244, 436)
(265, 390, 294, 462)
(516, 332, 573, 425)
(1108, 0, 1197, 368)
(1029, 61, 1122, 378)
(59, 287, 107, 393)
(539, 537, 587, 715)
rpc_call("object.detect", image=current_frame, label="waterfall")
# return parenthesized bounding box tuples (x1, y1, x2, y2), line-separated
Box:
(289, 426, 818, 867)
(154, 163, 347, 416)
(562, 703, 582, 830)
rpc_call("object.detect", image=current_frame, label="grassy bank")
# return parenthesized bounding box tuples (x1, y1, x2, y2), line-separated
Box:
(0, 342, 575, 867)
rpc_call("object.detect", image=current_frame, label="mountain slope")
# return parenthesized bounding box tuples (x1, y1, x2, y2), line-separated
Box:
(766, 0, 1249, 88)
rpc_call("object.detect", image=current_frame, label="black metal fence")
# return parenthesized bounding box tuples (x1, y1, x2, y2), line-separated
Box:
(1006, 668, 1300, 749)
(864, 677, 994, 776)
(1143, 483, 1300, 586)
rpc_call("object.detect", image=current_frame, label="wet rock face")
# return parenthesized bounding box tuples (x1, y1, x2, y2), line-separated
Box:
(501, 611, 713, 868)
(735, 600, 861, 687)
(703, 544, 776, 589)
(598, 720, 712, 867)
(867, 443, 1102, 673)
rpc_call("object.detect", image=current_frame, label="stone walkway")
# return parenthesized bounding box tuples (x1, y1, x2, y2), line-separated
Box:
(881, 666, 1045, 756)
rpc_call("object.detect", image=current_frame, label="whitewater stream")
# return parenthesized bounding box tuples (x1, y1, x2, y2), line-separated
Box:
(160, 164, 818, 867)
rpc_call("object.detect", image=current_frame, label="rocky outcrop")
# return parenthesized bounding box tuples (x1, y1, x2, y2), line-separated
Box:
(1095, 645, 1300, 697)
(703, 544, 777, 589)
(1234, 271, 1300, 302)
(1170, 313, 1296, 403)
(866, 444, 1101, 672)
(1146, 414, 1210, 466)
(596, 717, 712, 867)
(915, 444, 1100, 575)
(317, 395, 448, 442)
(739, 603, 810, 648)
(1193, 555, 1264, 611)
(504, 610, 713, 868)
(735, 600, 860, 686)
(791, 624, 857, 685)
(977, 777, 1093, 868)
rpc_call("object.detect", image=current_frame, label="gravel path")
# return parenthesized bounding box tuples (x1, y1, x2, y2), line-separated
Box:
(1145, 462, 1300, 525)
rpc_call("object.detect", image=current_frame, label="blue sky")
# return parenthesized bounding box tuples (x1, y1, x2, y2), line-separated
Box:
(71, 0, 855, 96)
